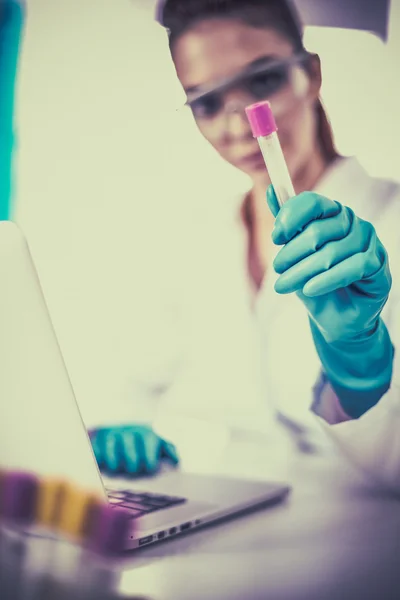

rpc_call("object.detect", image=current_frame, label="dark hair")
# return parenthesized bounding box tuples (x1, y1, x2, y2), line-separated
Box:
(159, 0, 337, 162)
(160, 0, 304, 53)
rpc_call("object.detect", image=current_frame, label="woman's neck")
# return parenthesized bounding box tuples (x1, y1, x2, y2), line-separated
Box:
(291, 145, 336, 195)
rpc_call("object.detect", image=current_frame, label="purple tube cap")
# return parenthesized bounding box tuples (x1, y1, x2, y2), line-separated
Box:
(0, 471, 38, 523)
(87, 504, 132, 556)
(245, 101, 277, 138)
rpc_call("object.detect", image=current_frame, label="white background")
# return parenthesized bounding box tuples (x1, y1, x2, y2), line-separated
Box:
(14, 0, 400, 426)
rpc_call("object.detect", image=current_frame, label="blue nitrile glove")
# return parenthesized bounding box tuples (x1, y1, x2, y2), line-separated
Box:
(266, 186, 394, 418)
(88, 425, 179, 476)
(0, 0, 24, 220)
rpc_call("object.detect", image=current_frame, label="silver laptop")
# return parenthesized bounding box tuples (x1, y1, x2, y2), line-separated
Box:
(0, 221, 290, 550)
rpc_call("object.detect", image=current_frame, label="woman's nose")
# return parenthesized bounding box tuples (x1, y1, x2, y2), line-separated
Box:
(223, 97, 253, 140)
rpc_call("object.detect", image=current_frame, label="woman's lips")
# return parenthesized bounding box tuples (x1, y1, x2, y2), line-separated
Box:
(238, 150, 265, 170)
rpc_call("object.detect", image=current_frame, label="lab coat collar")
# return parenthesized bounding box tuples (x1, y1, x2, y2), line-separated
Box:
(313, 155, 370, 211)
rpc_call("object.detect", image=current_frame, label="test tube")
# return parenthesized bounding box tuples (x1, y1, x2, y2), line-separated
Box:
(19, 478, 72, 600)
(0, 471, 39, 600)
(24, 482, 104, 600)
(245, 100, 295, 207)
(78, 503, 133, 598)
(27, 488, 131, 599)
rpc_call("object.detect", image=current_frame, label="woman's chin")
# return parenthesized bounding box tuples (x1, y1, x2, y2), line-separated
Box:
(239, 161, 268, 181)
(249, 163, 271, 184)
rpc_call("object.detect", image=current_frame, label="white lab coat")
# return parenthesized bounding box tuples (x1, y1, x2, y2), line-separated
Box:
(152, 156, 400, 492)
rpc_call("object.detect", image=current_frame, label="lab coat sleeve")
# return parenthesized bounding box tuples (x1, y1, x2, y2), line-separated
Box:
(312, 379, 400, 493)
(312, 235, 400, 493)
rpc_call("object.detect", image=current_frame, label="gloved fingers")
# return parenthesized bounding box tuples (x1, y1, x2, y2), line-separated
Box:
(120, 429, 141, 475)
(303, 252, 381, 297)
(266, 185, 280, 218)
(102, 429, 123, 474)
(273, 208, 352, 274)
(161, 440, 179, 465)
(271, 192, 341, 246)
(274, 215, 374, 294)
(353, 245, 392, 299)
(90, 431, 105, 470)
(88, 426, 177, 476)
(139, 429, 162, 474)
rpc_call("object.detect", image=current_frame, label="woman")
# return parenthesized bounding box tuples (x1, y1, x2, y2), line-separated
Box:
(91, 0, 400, 489)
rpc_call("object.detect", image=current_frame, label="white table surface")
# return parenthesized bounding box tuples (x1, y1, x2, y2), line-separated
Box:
(102, 429, 400, 600)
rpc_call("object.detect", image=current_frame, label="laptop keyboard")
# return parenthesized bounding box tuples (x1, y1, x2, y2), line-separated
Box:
(106, 488, 187, 519)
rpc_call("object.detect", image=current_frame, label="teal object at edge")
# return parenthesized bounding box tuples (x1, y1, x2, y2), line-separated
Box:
(0, 0, 24, 221)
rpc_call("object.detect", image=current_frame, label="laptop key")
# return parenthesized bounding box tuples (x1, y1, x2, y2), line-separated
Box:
(121, 491, 147, 498)
(161, 496, 187, 505)
(108, 497, 123, 505)
(118, 505, 145, 517)
(138, 493, 169, 501)
(107, 491, 127, 499)
(120, 500, 155, 513)
(140, 493, 186, 503)
(122, 493, 168, 507)
(136, 497, 170, 508)
(107, 490, 187, 515)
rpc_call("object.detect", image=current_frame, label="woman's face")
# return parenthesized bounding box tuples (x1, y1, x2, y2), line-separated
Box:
(172, 18, 322, 184)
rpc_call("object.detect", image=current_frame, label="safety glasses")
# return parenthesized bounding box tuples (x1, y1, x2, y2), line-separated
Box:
(185, 52, 311, 121)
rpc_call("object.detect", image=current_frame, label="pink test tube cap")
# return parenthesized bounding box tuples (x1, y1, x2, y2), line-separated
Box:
(245, 101, 277, 138)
